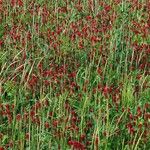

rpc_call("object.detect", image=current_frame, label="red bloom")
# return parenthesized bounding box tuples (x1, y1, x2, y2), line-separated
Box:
(103, 86, 109, 93)
(137, 106, 142, 117)
(18, 0, 23, 6)
(68, 140, 85, 150)
(129, 113, 134, 120)
(16, 114, 22, 121)
(44, 99, 49, 107)
(86, 15, 92, 21)
(25, 133, 30, 140)
(0, 147, 4, 150)
(53, 120, 58, 127)
(28, 74, 38, 87)
(45, 122, 50, 129)
(129, 127, 135, 135)
(103, 86, 110, 98)
(37, 62, 43, 74)
(0, 40, 3, 47)
(80, 134, 86, 141)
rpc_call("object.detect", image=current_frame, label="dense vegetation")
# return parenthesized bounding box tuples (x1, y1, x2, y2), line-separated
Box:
(0, 0, 150, 149)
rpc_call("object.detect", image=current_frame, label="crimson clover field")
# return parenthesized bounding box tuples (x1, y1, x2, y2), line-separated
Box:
(0, 0, 150, 150)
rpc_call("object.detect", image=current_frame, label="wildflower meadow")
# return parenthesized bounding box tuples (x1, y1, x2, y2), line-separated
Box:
(0, 0, 150, 150)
